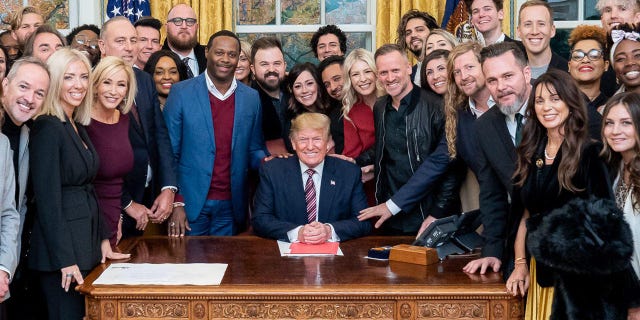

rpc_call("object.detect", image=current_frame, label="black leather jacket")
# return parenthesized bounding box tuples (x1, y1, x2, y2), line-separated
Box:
(373, 86, 462, 233)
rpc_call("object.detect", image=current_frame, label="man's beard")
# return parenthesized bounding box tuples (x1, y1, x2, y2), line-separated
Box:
(498, 97, 524, 116)
(168, 34, 198, 51)
(256, 72, 282, 92)
(409, 46, 422, 58)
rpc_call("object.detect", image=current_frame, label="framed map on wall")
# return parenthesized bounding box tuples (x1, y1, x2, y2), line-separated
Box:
(1, 0, 75, 31)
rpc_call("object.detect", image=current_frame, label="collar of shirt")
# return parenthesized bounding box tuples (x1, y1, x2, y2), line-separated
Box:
(299, 160, 325, 181)
(505, 100, 528, 123)
(495, 33, 506, 43)
(175, 49, 196, 62)
(385, 84, 416, 112)
(205, 71, 238, 101)
(468, 95, 496, 118)
(176, 49, 198, 75)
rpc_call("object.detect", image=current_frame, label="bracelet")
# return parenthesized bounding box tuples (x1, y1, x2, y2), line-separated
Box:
(123, 200, 133, 211)
(172, 202, 185, 208)
(514, 260, 528, 265)
(515, 257, 526, 262)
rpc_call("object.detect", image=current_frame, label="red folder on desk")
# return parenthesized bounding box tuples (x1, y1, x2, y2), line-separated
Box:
(289, 242, 340, 254)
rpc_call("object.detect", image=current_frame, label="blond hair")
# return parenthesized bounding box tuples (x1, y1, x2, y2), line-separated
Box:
(38, 48, 93, 125)
(341, 48, 383, 121)
(289, 112, 331, 140)
(444, 42, 484, 159)
(92, 56, 137, 114)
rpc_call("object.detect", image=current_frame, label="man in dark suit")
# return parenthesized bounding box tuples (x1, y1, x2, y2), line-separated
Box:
(252, 113, 371, 243)
(99, 16, 177, 238)
(517, 0, 567, 79)
(162, 3, 206, 77)
(463, 42, 531, 275)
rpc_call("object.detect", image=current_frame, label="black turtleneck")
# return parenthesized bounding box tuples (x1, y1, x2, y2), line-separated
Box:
(2, 119, 22, 205)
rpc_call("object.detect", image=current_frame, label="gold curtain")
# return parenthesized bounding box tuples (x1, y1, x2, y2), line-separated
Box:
(375, 0, 513, 49)
(148, 0, 234, 45)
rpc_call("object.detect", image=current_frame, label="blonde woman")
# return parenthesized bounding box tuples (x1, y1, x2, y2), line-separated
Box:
(29, 48, 129, 319)
(86, 56, 138, 247)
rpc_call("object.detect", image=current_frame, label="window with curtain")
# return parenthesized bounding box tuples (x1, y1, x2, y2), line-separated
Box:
(235, 0, 376, 69)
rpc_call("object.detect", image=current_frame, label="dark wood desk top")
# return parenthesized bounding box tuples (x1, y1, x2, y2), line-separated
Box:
(79, 236, 507, 297)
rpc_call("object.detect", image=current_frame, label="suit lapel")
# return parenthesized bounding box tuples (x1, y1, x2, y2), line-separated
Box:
(195, 76, 215, 144)
(63, 119, 91, 174)
(490, 111, 517, 163)
(318, 158, 336, 222)
(231, 85, 242, 152)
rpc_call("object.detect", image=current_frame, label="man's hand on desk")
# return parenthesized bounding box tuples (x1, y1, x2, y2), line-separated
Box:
(298, 222, 331, 244)
(415, 215, 436, 237)
(358, 203, 392, 228)
(168, 206, 190, 237)
(462, 257, 502, 274)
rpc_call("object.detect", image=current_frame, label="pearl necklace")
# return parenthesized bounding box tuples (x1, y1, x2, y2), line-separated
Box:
(544, 148, 556, 160)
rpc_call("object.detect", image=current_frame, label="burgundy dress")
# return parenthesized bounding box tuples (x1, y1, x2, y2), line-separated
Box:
(86, 114, 134, 247)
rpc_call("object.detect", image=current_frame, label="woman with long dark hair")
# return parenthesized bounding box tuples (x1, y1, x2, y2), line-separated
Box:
(506, 69, 640, 319)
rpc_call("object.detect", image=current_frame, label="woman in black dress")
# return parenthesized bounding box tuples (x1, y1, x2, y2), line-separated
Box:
(506, 69, 640, 319)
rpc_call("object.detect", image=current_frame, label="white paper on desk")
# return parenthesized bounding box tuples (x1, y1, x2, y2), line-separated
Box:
(93, 263, 227, 285)
(277, 240, 344, 256)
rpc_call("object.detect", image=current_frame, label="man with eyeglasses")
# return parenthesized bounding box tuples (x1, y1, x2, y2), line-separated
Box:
(162, 4, 206, 78)
(516, 0, 567, 80)
(66, 24, 101, 66)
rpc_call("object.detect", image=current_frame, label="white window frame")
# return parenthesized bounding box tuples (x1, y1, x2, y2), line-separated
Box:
(234, 0, 377, 52)
(514, 0, 600, 31)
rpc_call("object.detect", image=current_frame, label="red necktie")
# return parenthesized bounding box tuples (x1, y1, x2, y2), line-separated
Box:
(304, 169, 317, 223)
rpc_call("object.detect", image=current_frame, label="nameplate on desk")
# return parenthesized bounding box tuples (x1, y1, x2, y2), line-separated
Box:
(93, 263, 228, 285)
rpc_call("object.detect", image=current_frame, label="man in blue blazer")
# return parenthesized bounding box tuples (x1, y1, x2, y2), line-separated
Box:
(99, 16, 178, 238)
(252, 113, 371, 243)
(164, 30, 266, 236)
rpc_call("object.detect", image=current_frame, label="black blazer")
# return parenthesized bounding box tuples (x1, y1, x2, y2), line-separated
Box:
(548, 51, 569, 73)
(122, 69, 176, 209)
(162, 40, 207, 75)
(252, 156, 372, 241)
(473, 106, 519, 261)
(28, 115, 106, 272)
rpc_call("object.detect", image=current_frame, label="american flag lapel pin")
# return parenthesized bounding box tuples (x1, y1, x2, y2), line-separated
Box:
(330, 180, 336, 186)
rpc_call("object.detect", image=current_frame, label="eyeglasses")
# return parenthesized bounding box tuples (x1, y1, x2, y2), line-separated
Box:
(74, 35, 98, 49)
(570, 49, 604, 62)
(168, 17, 197, 27)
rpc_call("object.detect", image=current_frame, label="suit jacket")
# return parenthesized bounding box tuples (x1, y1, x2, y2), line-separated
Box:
(164, 75, 267, 228)
(474, 106, 519, 260)
(162, 40, 207, 75)
(0, 133, 20, 291)
(548, 51, 569, 73)
(15, 125, 28, 235)
(28, 115, 106, 272)
(121, 69, 177, 209)
(252, 156, 371, 241)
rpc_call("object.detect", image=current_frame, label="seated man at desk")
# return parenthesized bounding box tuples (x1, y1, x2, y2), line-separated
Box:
(252, 113, 372, 243)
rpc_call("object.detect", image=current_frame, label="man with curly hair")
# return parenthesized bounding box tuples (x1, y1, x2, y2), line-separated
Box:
(395, 9, 439, 86)
(309, 24, 347, 62)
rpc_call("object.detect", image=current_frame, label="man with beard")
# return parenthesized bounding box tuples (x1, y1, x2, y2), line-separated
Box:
(162, 4, 206, 78)
(463, 41, 531, 275)
(66, 24, 101, 66)
(250, 37, 290, 155)
(164, 30, 266, 236)
(396, 9, 439, 87)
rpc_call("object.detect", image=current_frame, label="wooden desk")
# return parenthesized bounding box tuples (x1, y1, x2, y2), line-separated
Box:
(79, 236, 524, 320)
